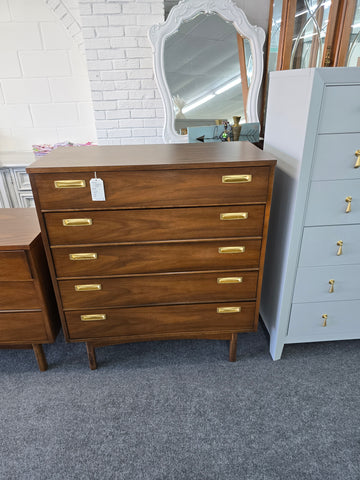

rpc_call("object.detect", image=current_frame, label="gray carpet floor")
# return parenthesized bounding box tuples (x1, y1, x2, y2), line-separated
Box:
(1, 324, 359, 480)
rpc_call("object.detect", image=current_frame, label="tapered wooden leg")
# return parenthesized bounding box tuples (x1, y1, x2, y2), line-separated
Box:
(229, 334, 238, 362)
(32, 344, 48, 372)
(86, 342, 97, 370)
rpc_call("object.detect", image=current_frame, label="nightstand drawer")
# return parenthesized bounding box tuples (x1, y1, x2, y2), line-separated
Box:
(288, 300, 360, 339)
(33, 167, 271, 210)
(52, 239, 262, 277)
(293, 264, 359, 303)
(0, 311, 48, 343)
(45, 205, 265, 245)
(59, 271, 259, 309)
(299, 225, 360, 267)
(65, 302, 257, 340)
(305, 179, 360, 226)
(0, 281, 40, 310)
(0, 251, 31, 281)
(312, 133, 360, 181)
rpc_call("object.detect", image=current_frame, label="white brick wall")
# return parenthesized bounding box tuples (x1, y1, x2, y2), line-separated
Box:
(79, 0, 164, 145)
(0, 0, 96, 152)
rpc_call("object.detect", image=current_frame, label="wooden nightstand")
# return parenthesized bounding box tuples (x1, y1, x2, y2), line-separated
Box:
(0, 208, 60, 371)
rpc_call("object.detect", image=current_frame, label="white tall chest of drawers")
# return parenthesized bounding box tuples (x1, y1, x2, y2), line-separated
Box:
(260, 67, 360, 360)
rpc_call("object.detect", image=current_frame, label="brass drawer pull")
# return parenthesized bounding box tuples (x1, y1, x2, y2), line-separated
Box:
(218, 246, 245, 254)
(217, 306, 242, 313)
(336, 240, 343, 256)
(54, 180, 86, 188)
(355, 150, 360, 168)
(328, 279, 335, 293)
(75, 284, 102, 292)
(345, 196, 352, 213)
(220, 212, 248, 221)
(217, 277, 243, 284)
(81, 314, 106, 322)
(69, 253, 97, 261)
(322, 314, 328, 327)
(63, 218, 93, 226)
(222, 174, 252, 183)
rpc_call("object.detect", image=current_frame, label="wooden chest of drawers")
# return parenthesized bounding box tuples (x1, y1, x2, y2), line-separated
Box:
(0, 209, 59, 370)
(27, 142, 276, 369)
(261, 67, 360, 360)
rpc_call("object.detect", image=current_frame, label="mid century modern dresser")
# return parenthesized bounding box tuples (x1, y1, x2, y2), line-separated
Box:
(27, 142, 276, 368)
(0, 208, 59, 371)
(261, 67, 360, 360)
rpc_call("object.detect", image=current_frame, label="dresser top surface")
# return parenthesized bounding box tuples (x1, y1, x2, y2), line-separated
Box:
(27, 142, 276, 173)
(0, 208, 40, 250)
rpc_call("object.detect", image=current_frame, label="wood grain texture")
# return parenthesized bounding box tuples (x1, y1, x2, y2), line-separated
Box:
(33, 166, 271, 210)
(0, 311, 47, 343)
(65, 302, 257, 340)
(0, 281, 40, 310)
(0, 208, 40, 249)
(59, 270, 259, 309)
(27, 142, 276, 173)
(44, 205, 266, 245)
(52, 239, 262, 277)
(0, 251, 32, 281)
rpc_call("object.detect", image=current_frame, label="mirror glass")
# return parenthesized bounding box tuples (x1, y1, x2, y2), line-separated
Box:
(163, 13, 252, 134)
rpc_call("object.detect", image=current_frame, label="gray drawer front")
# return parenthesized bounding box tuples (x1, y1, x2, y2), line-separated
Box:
(299, 225, 360, 267)
(293, 264, 360, 303)
(318, 85, 360, 134)
(305, 179, 360, 226)
(288, 300, 360, 339)
(312, 133, 360, 181)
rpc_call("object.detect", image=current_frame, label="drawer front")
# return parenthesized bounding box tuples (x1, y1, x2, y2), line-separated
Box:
(33, 167, 270, 210)
(293, 264, 359, 303)
(65, 301, 257, 340)
(299, 225, 360, 267)
(0, 282, 40, 310)
(59, 271, 259, 309)
(45, 205, 265, 245)
(305, 179, 360, 226)
(312, 133, 360, 181)
(0, 311, 48, 343)
(0, 251, 31, 281)
(318, 85, 360, 134)
(52, 240, 262, 277)
(288, 300, 360, 339)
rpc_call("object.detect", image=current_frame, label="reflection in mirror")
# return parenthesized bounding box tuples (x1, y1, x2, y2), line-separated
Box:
(149, 0, 265, 143)
(163, 13, 253, 134)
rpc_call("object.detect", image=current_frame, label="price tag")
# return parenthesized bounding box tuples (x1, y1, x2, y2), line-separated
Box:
(90, 175, 106, 201)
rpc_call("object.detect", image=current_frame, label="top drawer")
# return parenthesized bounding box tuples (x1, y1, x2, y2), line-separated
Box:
(318, 85, 360, 134)
(0, 251, 31, 281)
(31, 167, 271, 210)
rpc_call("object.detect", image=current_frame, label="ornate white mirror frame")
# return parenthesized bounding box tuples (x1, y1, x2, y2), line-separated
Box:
(148, 0, 266, 144)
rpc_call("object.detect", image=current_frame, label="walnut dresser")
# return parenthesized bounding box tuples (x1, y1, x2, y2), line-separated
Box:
(0, 208, 59, 371)
(27, 142, 276, 369)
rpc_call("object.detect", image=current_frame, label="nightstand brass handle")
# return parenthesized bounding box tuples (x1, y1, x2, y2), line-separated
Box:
(69, 253, 97, 261)
(345, 196, 352, 213)
(336, 241, 343, 256)
(222, 175, 252, 183)
(217, 306, 241, 313)
(75, 284, 102, 292)
(81, 314, 106, 322)
(63, 218, 93, 226)
(218, 246, 245, 254)
(328, 279, 335, 293)
(220, 212, 248, 221)
(54, 180, 86, 188)
(217, 277, 243, 284)
(355, 150, 360, 168)
(322, 314, 328, 327)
